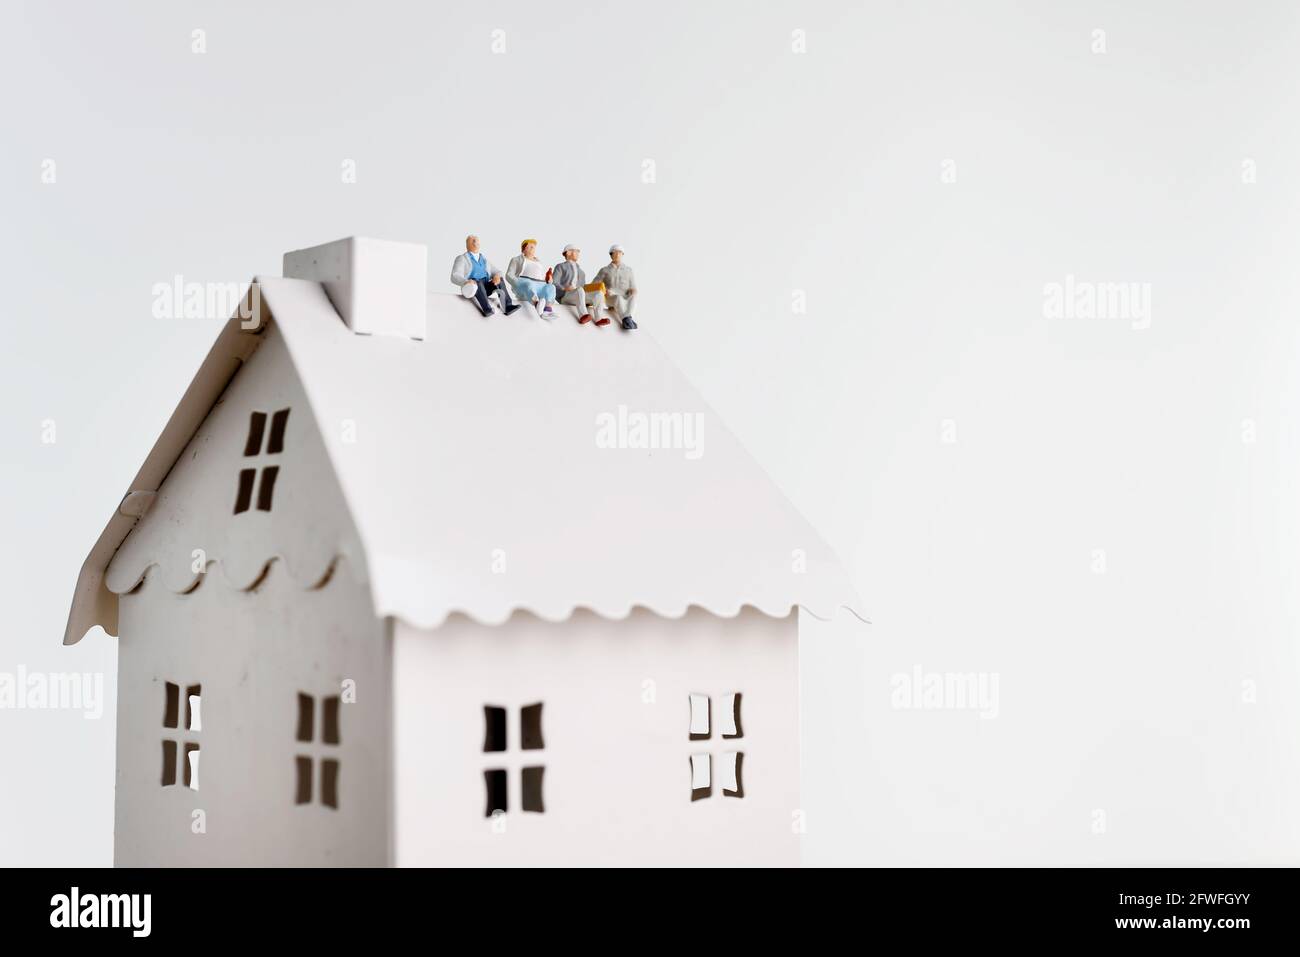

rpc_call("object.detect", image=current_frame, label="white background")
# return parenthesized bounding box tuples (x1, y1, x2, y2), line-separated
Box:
(3, 0, 1299, 865)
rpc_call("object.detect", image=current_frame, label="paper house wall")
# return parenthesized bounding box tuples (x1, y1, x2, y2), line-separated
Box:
(63, 237, 863, 867)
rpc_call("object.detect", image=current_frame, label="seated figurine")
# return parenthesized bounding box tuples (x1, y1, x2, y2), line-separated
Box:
(552, 244, 610, 326)
(450, 235, 519, 318)
(594, 244, 637, 330)
(507, 239, 559, 319)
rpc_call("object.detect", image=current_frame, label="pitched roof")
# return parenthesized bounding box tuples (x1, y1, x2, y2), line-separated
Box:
(64, 278, 864, 643)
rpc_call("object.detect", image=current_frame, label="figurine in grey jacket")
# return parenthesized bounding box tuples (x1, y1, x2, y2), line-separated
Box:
(552, 245, 610, 326)
(450, 235, 519, 318)
(593, 244, 637, 330)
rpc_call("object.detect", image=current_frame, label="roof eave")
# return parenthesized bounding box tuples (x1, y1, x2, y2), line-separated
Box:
(62, 287, 269, 645)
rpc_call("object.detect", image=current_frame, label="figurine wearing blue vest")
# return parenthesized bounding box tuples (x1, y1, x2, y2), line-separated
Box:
(450, 235, 520, 318)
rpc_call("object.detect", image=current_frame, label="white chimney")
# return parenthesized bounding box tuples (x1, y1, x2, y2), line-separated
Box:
(283, 236, 427, 340)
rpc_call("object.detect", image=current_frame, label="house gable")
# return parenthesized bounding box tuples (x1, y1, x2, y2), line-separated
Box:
(105, 321, 367, 598)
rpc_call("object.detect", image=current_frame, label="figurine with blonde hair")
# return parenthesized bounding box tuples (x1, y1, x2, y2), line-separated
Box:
(506, 239, 559, 318)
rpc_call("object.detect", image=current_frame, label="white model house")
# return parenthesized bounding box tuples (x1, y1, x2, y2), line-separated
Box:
(63, 237, 862, 867)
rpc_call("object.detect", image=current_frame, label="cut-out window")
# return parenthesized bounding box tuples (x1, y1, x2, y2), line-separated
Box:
(690, 753, 711, 801)
(688, 693, 710, 740)
(243, 412, 267, 456)
(521, 766, 545, 812)
(688, 692, 744, 801)
(484, 769, 508, 816)
(234, 469, 256, 514)
(256, 466, 279, 511)
(720, 693, 742, 739)
(296, 693, 314, 743)
(295, 692, 341, 809)
(161, 680, 200, 790)
(322, 696, 341, 746)
(267, 409, 290, 454)
(520, 703, 544, 750)
(320, 758, 339, 809)
(163, 681, 180, 729)
(719, 751, 744, 798)
(235, 409, 290, 514)
(483, 705, 507, 752)
(184, 742, 201, 790)
(295, 756, 312, 804)
(481, 702, 546, 817)
(161, 740, 177, 787)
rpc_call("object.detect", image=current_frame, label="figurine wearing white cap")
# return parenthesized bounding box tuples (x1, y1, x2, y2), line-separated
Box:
(552, 244, 610, 326)
(594, 244, 637, 330)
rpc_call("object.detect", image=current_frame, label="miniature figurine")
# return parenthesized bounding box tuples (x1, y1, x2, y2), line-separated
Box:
(552, 244, 610, 326)
(507, 239, 559, 319)
(594, 244, 637, 330)
(450, 235, 519, 318)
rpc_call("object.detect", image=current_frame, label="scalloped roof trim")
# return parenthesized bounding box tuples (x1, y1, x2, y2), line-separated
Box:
(117, 553, 870, 630)
(106, 545, 365, 597)
(382, 598, 872, 631)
